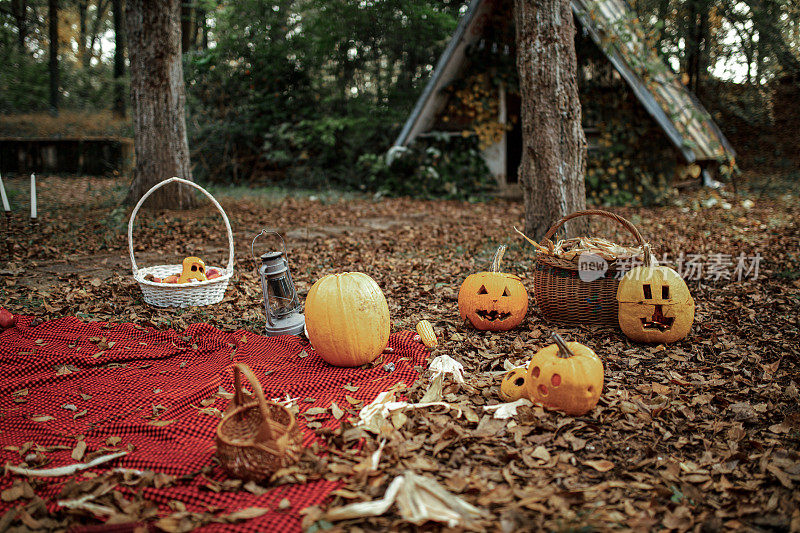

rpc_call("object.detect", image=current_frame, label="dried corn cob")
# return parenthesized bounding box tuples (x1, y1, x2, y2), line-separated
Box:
(415, 320, 438, 349)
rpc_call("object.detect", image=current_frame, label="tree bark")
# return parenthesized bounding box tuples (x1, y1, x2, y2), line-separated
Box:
(112, 0, 126, 117)
(48, 0, 59, 113)
(125, 0, 195, 208)
(514, 0, 587, 241)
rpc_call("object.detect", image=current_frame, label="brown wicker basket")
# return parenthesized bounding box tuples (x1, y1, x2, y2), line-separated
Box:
(216, 364, 302, 481)
(531, 209, 646, 326)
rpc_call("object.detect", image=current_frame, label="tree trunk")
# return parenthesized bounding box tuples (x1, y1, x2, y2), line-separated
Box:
(683, 0, 709, 95)
(180, 1, 192, 53)
(514, 0, 587, 241)
(11, 0, 28, 52)
(48, 0, 59, 113)
(78, 0, 87, 63)
(125, 0, 195, 208)
(86, 0, 109, 67)
(112, 0, 126, 117)
(192, 5, 205, 49)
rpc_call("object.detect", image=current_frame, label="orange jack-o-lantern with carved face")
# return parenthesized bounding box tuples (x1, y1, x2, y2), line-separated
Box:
(458, 246, 528, 331)
(616, 251, 694, 343)
(525, 334, 604, 416)
(178, 256, 208, 284)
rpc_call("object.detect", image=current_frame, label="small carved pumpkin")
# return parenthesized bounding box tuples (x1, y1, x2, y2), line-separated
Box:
(499, 366, 529, 402)
(525, 333, 604, 416)
(617, 246, 694, 343)
(178, 256, 207, 284)
(458, 246, 528, 331)
(305, 272, 390, 367)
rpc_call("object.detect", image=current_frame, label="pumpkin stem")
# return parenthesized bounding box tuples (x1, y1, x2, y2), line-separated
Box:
(642, 243, 653, 268)
(491, 245, 506, 272)
(551, 333, 575, 359)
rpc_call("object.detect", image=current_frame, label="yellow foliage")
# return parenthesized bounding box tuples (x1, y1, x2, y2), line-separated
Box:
(443, 73, 510, 150)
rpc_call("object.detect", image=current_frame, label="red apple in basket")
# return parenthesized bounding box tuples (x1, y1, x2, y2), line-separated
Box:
(0, 308, 16, 329)
(163, 274, 179, 283)
(206, 268, 221, 280)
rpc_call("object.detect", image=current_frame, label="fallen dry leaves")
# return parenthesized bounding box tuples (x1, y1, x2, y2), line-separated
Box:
(0, 175, 798, 531)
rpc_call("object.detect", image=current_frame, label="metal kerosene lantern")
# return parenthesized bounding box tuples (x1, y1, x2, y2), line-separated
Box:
(251, 230, 305, 336)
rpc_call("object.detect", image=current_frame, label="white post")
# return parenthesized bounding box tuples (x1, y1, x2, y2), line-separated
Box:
(0, 173, 10, 212)
(30, 173, 37, 220)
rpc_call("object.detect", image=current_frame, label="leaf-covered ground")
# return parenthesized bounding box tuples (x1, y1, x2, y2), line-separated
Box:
(1, 176, 799, 531)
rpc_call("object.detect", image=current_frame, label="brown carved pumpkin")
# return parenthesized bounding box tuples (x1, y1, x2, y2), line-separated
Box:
(305, 272, 390, 367)
(525, 334, 604, 416)
(458, 246, 528, 331)
(617, 246, 694, 344)
(499, 366, 529, 402)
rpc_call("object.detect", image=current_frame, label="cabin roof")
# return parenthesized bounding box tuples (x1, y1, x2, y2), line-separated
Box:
(393, 0, 735, 163)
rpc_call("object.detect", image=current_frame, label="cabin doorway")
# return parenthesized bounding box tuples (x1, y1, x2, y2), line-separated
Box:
(506, 92, 522, 184)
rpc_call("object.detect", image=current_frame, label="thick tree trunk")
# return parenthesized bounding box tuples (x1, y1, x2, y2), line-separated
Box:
(514, 0, 587, 241)
(48, 0, 59, 113)
(112, 0, 126, 117)
(125, 0, 195, 208)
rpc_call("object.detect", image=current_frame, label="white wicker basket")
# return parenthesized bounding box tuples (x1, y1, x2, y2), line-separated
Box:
(127, 177, 235, 308)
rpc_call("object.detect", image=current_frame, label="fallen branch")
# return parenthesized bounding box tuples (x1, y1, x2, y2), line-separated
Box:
(5, 451, 128, 477)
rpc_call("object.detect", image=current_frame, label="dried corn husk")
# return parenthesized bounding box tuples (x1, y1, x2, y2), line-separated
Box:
(515, 227, 642, 262)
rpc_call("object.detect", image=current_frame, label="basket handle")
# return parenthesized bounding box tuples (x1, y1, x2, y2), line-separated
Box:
(542, 209, 645, 247)
(127, 177, 235, 277)
(232, 363, 275, 442)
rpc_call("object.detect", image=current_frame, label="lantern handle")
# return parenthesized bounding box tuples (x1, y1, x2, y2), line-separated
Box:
(250, 229, 287, 268)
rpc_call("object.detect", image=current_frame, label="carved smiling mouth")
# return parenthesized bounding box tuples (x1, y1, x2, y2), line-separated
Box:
(476, 310, 511, 321)
(640, 305, 675, 331)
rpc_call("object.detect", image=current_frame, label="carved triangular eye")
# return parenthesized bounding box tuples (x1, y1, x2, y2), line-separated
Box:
(662, 286, 670, 299)
(642, 284, 652, 299)
(477, 285, 488, 295)
(502, 287, 511, 297)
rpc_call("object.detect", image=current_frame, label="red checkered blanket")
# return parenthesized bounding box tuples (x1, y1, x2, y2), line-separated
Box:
(0, 316, 428, 531)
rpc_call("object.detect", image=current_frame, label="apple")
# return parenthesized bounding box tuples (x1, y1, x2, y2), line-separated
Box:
(206, 268, 221, 280)
(163, 275, 179, 283)
(0, 308, 15, 329)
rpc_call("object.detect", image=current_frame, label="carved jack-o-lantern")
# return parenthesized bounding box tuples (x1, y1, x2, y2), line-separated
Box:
(178, 256, 208, 284)
(458, 246, 528, 331)
(525, 333, 604, 416)
(499, 366, 529, 402)
(617, 246, 694, 343)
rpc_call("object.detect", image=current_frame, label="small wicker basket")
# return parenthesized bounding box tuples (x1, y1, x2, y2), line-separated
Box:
(216, 364, 302, 482)
(531, 209, 646, 326)
(127, 177, 234, 308)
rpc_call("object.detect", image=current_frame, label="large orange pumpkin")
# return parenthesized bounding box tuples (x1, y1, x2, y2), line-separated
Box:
(305, 272, 390, 367)
(458, 246, 528, 331)
(525, 334, 604, 416)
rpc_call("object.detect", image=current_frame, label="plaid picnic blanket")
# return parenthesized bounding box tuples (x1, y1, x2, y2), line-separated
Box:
(0, 316, 429, 531)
